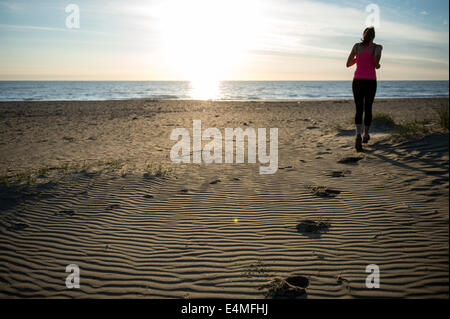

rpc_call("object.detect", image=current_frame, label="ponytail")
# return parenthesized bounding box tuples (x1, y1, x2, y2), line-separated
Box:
(362, 27, 375, 46)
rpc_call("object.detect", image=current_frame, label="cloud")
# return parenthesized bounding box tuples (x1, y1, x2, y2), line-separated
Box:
(0, 0, 448, 80)
(247, 1, 448, 59)
(0, 24, 67, 32)
(237, 0, 449, 80)
(0, 23, 110, 35)
(0, 1, 24, 11)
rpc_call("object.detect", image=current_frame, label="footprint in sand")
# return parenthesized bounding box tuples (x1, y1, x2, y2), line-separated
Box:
(338, 157, 363, 164)
(337, 274, 351, 292)
(62, 136, 74, 142)
(209, 179, 221, 185)
(296, 219, 330, 234)
(143, 194, 154, 199)
(306, 185, 341, 198)
(260, 275, 309, 298)
(328, 170, 351, 177)
(80, 170, 98, 178)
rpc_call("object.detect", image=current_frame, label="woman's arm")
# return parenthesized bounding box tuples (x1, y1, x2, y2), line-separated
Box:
(346, 44, 357, 68)
(375, 44, 383, 69)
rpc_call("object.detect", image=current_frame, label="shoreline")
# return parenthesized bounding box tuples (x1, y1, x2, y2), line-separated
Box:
(1, 96, 449, 103)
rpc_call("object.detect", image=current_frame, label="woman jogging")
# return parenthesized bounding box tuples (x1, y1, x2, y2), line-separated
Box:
(346, 27, 383, 152)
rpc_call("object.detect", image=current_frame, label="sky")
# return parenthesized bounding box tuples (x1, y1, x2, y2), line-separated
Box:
(0, 0, 448, 81)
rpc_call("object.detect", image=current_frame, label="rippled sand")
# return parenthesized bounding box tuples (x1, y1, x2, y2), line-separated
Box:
(0, 98, 448, 298)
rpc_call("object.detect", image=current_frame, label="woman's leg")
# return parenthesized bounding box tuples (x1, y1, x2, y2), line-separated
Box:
(352, 79, 364, 136)
(352, 79, 364, 151)
(363, 80, 377, 138)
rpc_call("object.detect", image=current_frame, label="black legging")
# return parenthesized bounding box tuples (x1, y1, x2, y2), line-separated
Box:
(352, 79, 377, 126)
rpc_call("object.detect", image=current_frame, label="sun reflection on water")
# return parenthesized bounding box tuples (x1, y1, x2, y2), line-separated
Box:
(189, 79, 220, 100)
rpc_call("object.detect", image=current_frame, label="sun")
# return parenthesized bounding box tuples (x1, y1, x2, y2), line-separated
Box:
(157, 0, 262, 98)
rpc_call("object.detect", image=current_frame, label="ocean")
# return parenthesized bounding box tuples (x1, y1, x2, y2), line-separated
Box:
(0, 81, 448, 101)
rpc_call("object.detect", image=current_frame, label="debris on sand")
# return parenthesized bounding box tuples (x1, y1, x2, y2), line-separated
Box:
(62, 136, 74, 142)
(6, 222, 29, 231)
(260, 275, 309, 298)
(296, 219, 330, 234)
(210, 179, 221, 184)
(80, 169, 99, 178)
(329, 170, 351, 177)
(241, 259, 270, 278)
(106, 204, 121, 210)
(307, 185, 341, 197)
(338, 156, 363, 164)
(55, 209, 76, 216)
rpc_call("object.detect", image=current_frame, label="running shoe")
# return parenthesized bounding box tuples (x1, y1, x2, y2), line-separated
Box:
(363, 134, 370, 144)
(355, 135, 363, 152)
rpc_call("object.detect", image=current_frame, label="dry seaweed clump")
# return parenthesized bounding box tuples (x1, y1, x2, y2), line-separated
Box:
(260, 275, 309, 298)
(296, 219, 330, 234)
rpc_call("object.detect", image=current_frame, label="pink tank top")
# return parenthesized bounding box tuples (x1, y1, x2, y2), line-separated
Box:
(354, 43, 377, 80)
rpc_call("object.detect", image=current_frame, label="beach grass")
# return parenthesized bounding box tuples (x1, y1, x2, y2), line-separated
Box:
(372, 112, 396, 128)
(392, 121, 431, 140)
(0, 159, 126, 188)
(143, 163, 174, 178)
(436, 104, 449, 130)
(344, 112, 441, 140)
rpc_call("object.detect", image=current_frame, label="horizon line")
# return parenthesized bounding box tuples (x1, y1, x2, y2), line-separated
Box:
(0, 79, 448, 82)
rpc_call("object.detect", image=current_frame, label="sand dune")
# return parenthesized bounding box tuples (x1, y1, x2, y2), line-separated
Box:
(0, 98, 448, 298)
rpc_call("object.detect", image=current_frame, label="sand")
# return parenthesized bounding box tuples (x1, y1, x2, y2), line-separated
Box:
(0, 98, 448, 298)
